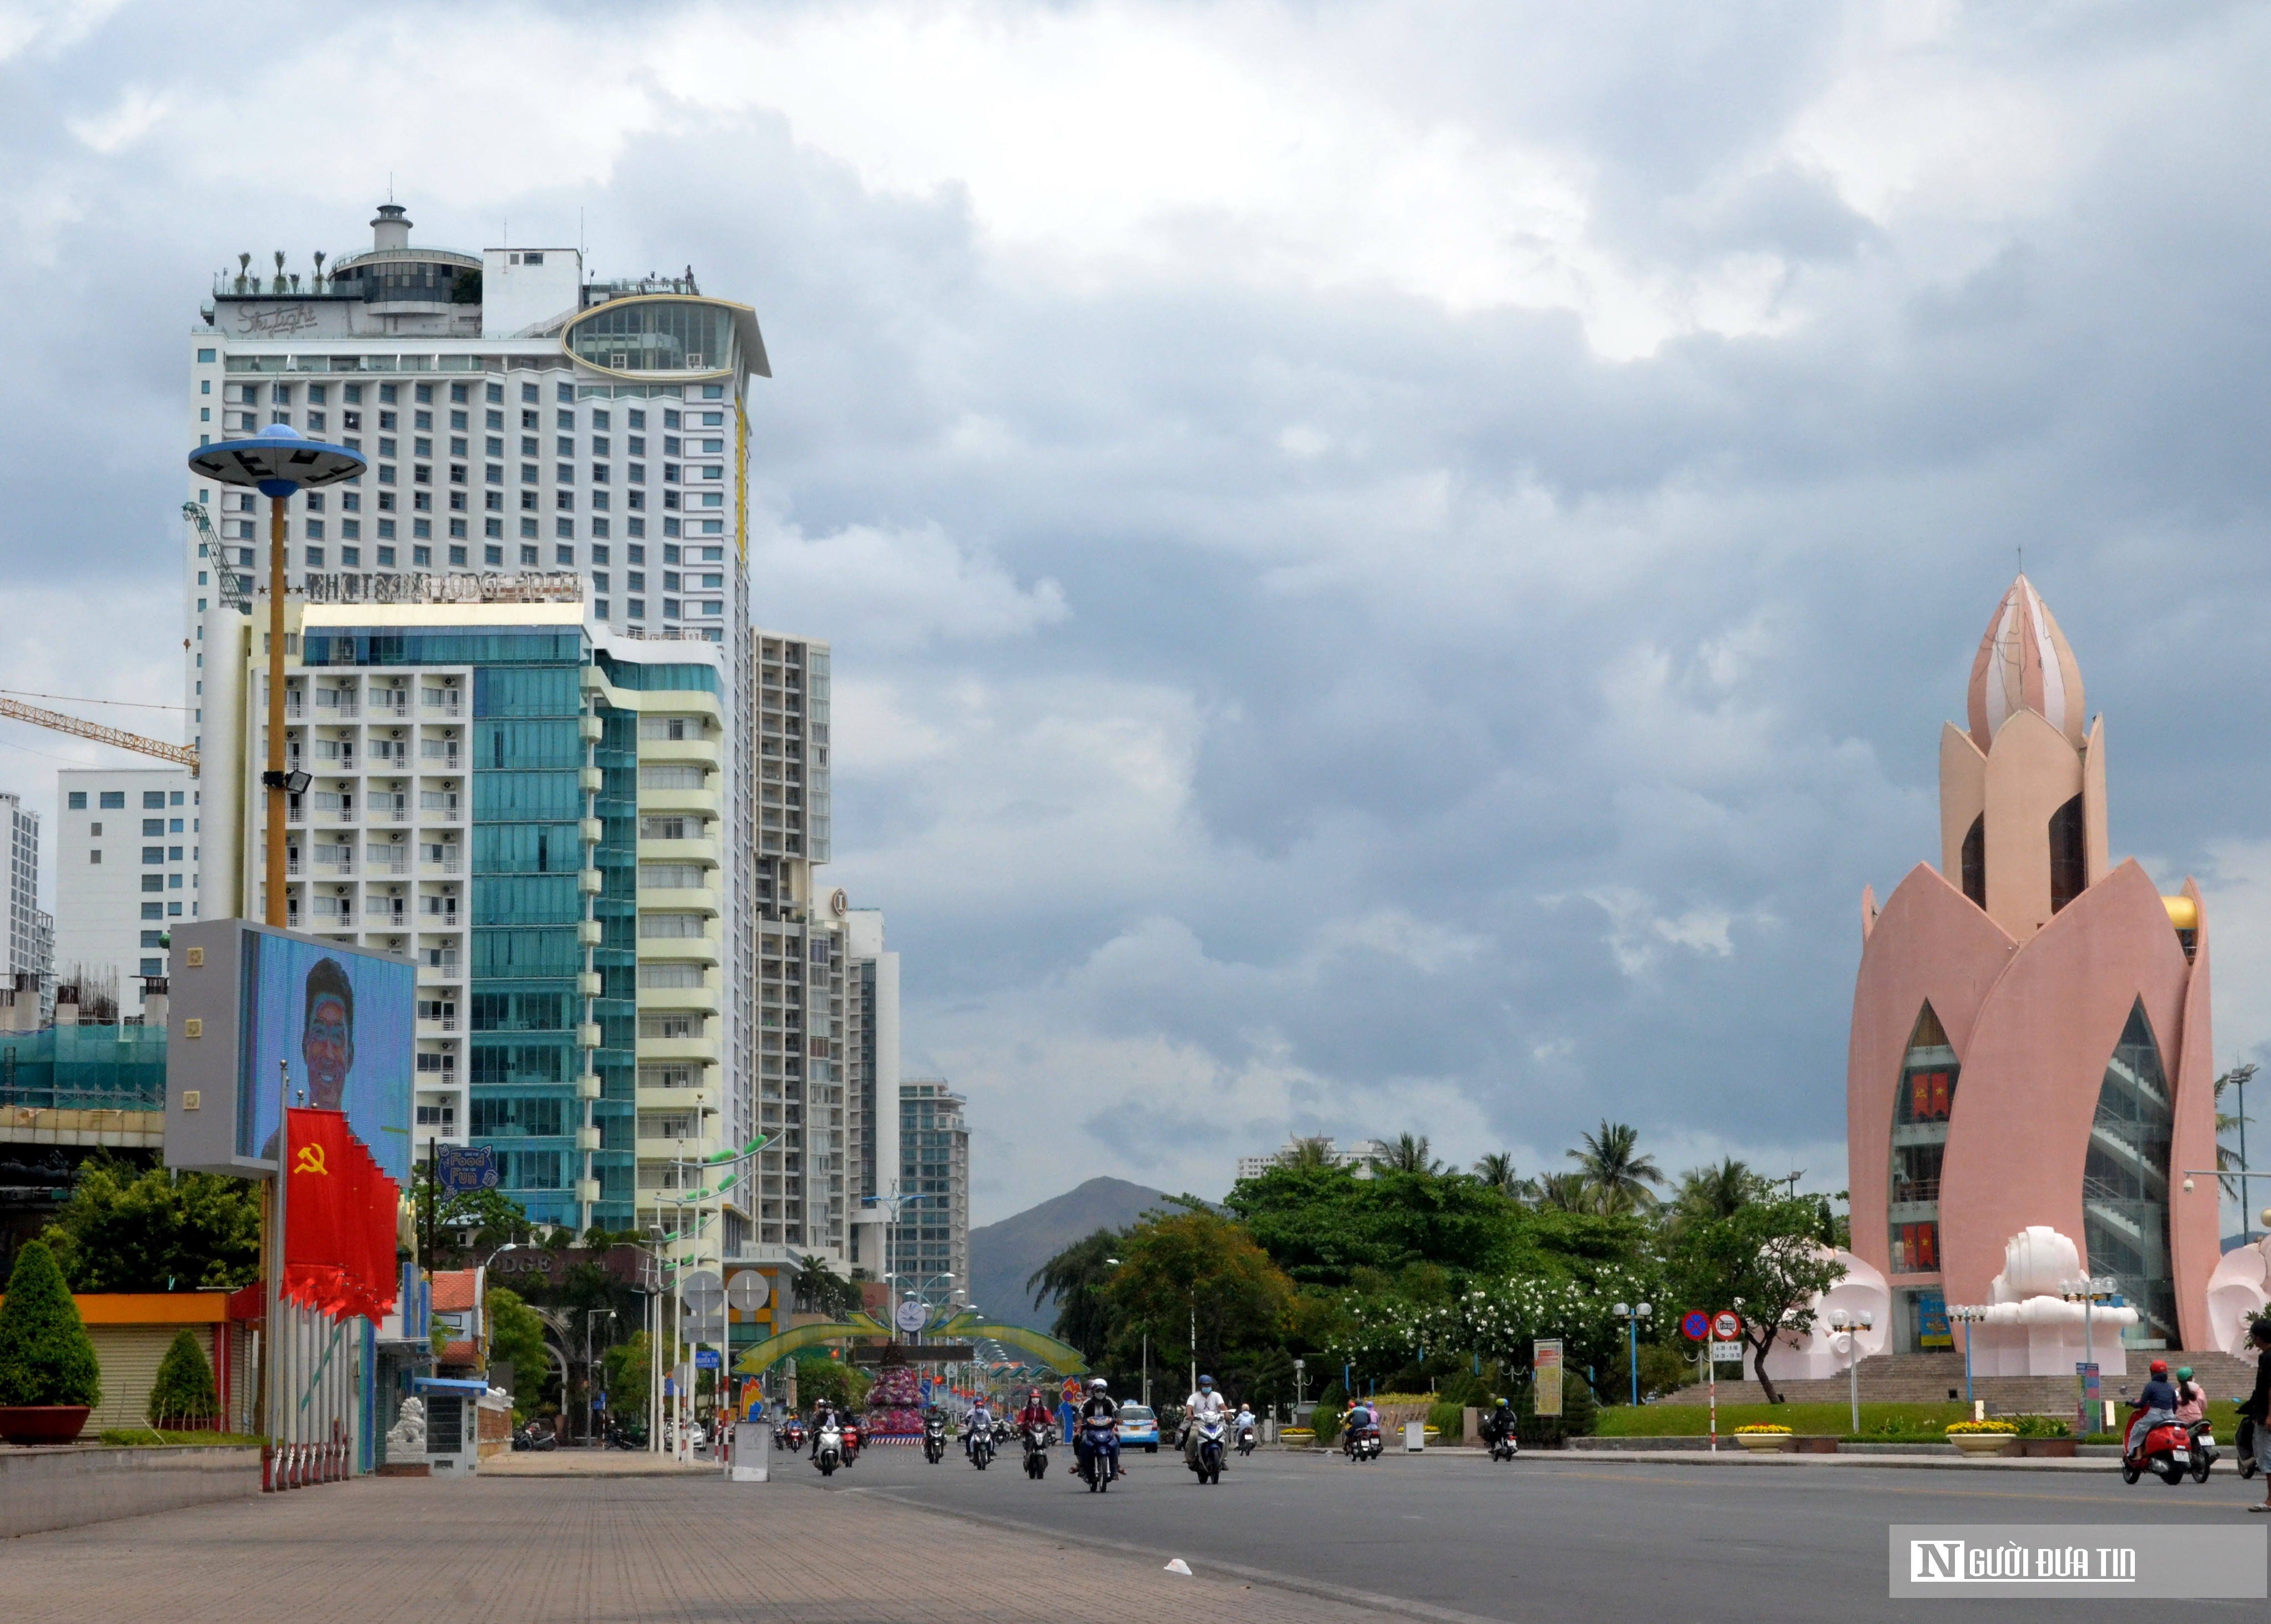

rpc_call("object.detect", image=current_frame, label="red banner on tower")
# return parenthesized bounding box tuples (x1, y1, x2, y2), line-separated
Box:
(283, 1108, 401, 1322)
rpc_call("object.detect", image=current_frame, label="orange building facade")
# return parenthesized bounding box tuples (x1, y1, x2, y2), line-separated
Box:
(1847, 578, 2217, 1355)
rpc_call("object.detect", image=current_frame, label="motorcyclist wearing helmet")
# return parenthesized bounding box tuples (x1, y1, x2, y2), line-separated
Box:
(963, 1392, 997, 1459)
(1076, 1376, 1122, 1480)
(2125, 1358, 2180, 1458)
(806, 1397, 839, 1458)
(1183, 1373, 1230, 1471)
(1481, 1394, 1516, 1449)
(1016, 1387, 1055, 1441)
(2173, 1366, 2207, 1427)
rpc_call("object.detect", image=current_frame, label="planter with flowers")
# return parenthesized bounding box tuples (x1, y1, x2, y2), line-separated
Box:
(1734, 1424, 1794, 1453)
(1945, 1421, 2018, 1457)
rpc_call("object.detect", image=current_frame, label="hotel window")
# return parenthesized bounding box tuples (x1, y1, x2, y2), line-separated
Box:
(2048, 796, 2086, 913)
(304, 547, 324, 568)
(341, 546, 361, 567)
(2085, 1001, 2178, 1347)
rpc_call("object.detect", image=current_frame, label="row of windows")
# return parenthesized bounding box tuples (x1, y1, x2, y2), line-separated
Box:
(66, 790, 186, 811)
(223, 509, 724, 543)
(217, 374, 728, 423)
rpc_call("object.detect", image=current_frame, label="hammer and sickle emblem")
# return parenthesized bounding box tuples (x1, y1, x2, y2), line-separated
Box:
(294, 1144, 328, 1176)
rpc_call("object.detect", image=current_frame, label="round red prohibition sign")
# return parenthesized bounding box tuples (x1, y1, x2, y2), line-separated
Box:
(1711, 1311, 1741, 1342)
(1679, 1310, 1710, 1342)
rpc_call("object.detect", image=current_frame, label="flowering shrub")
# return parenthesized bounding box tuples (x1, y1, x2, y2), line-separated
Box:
(1944, 1421, 2019, 1435)
(1734, 1423, 1792, 1435)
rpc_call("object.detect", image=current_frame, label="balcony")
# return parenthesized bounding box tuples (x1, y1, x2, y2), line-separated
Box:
(314, 701, 361, 720)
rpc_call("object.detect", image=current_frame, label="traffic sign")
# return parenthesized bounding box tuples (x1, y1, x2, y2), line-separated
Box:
(1679, 1310, 1710, 1342)
(1712, 1311, 1741, 1341)
(1709, 1341, 1744, 1362)
(696, 1349, 722, 1370)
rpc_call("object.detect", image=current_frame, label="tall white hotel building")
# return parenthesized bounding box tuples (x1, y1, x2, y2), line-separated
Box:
(179, 205, 896, 1275)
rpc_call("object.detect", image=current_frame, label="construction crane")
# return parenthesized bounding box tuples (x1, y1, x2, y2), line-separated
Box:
(182, 499, 252, 613)
(0, 694, 198, 771)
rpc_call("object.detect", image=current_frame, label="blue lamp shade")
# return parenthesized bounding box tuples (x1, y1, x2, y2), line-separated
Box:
(187, 423, 366, 498)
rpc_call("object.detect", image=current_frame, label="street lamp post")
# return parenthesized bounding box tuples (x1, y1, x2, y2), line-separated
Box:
(1826, 1307, 1874, 1435)
(1613, 1302, 1653, 1406)
(186, 427, 366, 926)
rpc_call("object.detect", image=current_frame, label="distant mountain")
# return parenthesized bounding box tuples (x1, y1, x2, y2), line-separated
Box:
(967, 1177, 1176, 1332)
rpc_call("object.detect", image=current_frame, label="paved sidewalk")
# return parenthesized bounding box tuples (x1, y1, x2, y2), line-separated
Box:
(0, 1471, 1405, 1624)
(477, 1450, 714, 1477)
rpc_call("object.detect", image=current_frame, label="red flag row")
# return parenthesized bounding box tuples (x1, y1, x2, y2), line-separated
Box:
(283, 1108, 401, 1323)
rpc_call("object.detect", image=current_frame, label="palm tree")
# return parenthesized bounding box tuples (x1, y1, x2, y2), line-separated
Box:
(1027, 1228, 1124, 1360)
(1675, 1158, 1758, 1221)
(1536, 1171, 1600, 1214)
(2218, 1064, 2258, 1202)
(1568, 1120, 1663, 1212)
(1383, 1132, 1442, 1176)
(1472, 1152, 1538, 1201)
(1276, 1137, 1336, 1171)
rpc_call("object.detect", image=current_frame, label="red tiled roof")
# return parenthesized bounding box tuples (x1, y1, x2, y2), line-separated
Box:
(430, 1269, 481, 1312)
(438, 1340, 478, 1365)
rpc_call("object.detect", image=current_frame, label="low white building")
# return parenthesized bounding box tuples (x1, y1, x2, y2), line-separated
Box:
(1234, 1136, 1387, 1184)
(53, 769, 196, 1019)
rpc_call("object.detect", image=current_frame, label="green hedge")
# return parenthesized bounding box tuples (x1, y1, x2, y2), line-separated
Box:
(0, 1241, 100, 1408)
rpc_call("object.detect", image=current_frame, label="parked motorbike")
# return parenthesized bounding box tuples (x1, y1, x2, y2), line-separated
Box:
(604, 1421, 646, 1451)
(1191, 1411, 1228, 1485)
(813, 1418, 844, 1478)
(1235, 1416, 1257, 1457)
(1024, 1421, 1052, 1480)
(2189, 1418, 2220, 1482)
(1078, 1420, 1119, 1493)
(2120, 1412, 2194, 1486)
(923, 1413, 948, 1465)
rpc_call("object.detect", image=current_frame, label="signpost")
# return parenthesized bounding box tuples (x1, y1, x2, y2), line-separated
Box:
(1709, 1311, 1741, 1453)
(1534, 1338, 1565, 1418)
(696, 1349, 722, 1371)
(2078, 1361, 2102, 1440)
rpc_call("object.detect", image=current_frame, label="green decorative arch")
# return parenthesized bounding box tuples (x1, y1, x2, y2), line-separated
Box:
(729, 1310, 891, 1376)
(729, 1312, 1090, 1378)
(933, 1312, 1089, 1375)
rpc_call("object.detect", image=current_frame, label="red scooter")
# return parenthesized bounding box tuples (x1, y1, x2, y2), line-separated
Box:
(2120, 1409, 2194, 1486)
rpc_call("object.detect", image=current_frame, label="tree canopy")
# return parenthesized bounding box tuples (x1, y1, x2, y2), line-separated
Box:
(38, 1154, 260, 1293)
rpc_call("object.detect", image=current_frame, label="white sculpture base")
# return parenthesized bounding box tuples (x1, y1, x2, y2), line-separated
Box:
(1960, 1317, 2130, 1377)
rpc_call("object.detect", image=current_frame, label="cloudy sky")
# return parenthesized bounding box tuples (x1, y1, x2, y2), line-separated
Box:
(6, 1, 2271, 1223)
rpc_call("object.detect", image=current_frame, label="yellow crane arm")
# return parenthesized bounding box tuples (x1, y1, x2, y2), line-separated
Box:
(0, 696, 198, 771)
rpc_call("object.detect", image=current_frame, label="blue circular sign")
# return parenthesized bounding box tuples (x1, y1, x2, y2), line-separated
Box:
(1679, 1310, 1710, 1342)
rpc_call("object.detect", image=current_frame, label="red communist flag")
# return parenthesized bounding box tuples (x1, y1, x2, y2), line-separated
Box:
(283, 1108, 401, 1323)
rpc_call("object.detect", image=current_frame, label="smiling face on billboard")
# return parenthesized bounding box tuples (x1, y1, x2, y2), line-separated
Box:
(302, 958, 357, 1111)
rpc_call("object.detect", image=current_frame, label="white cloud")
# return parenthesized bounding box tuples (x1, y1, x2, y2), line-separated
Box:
(748, 516, 1066, 653)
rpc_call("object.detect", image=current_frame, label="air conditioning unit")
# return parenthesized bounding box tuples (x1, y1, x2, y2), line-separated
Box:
(610, 353, 628, 369)
(684, 353, 702, 369)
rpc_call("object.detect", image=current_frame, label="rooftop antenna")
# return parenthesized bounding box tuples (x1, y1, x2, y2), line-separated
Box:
(388, 171, 394, 204)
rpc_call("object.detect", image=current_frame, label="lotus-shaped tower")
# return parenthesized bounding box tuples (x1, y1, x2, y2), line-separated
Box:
(1847, 577, 2215, 1360)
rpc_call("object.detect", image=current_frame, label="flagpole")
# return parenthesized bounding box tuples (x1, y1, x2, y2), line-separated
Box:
(271, 1057, 291, 1483)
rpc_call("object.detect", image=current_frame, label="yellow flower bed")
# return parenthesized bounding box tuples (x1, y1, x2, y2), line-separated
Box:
(1944, 1421, 2019, 1435)
(1734, 1424, 1792, 1435)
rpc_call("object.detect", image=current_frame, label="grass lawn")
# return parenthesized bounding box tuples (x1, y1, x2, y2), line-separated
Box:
(98, 1428, 267, 1447)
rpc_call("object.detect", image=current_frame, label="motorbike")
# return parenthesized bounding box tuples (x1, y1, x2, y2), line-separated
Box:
(1078, 1420, 1118, 1493)
(841, 1421, 862, 1468)
(2239, 1411, 2259, 1480)
(1481, 1415, 1519, 1462)
(1191, 1411, 1228, 1485)
(1235, 1416, 1257, 1457)
(923, 1414, 948, 1465)
(778, 1417, 806, 1452)
(1344, 1422, 1383, 1463)
(1023, 1421, 1052, 1480)
(512, 1423, 558, 1453)
(969, 1419, 995, 1470)
(813, 1418, 844, 1478)
(604, 1421, 646, 1451)
(2188, 1418, 2220, 1482)
(2120, 1410, 2194, 1486)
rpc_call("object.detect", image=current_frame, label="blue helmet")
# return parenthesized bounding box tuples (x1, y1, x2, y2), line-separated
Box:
(1199, 1375, 1214, 1388)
